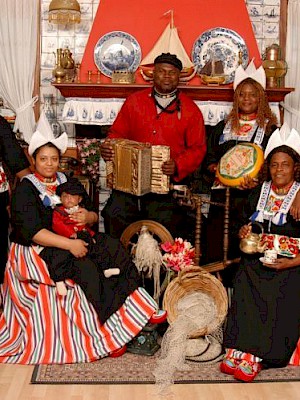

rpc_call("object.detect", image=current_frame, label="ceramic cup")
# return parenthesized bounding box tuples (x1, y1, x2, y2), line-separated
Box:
(264, 249, 277, 264)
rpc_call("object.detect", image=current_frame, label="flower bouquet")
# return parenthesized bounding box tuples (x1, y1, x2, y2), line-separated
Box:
(161, 238, 195, 272)
(77, 138, 101, 183)
(160, 238, 195, 292)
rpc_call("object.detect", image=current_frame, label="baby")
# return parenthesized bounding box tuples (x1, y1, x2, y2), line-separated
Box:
(53, 178, 120, 295)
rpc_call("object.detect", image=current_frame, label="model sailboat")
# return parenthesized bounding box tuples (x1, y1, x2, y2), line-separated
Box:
(140, 12, 196, 82)
(199, 55, 226, 85)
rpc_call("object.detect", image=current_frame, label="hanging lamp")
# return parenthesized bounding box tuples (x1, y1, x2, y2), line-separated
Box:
(48, 0, 81, 24)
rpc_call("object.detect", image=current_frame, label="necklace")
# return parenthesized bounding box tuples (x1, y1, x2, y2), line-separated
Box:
(152, 88, 181, 115)
(271, 181, 294, 195)
(239, 112, 257, 121)
(34, 172, 58, 194)
(153, 88, 177, 99)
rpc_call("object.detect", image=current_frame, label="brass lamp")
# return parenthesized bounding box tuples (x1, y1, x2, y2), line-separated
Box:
(262, 44, 287, 88)
(48, 0, 81, 24)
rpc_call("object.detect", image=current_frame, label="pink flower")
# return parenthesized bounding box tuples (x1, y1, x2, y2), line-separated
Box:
(161, 238, 195, 272)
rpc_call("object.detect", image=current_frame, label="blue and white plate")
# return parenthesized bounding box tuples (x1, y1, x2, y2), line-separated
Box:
(94, 31, 141, 78)
(192, 27, 249, 84)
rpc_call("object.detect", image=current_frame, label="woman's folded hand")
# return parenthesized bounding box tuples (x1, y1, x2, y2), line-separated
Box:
(68, 239, 88, 258)
(238, 175, 259, 190)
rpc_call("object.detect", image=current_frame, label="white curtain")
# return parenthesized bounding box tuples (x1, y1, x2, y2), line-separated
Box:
(283, 0, 300, 130)
(0, 0, 39, 143)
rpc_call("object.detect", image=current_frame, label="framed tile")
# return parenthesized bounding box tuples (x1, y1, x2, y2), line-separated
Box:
(79, 3, 93, 19)
(41, 20, 58, 36)
(251, 21, 263, 37)
(263, 22, 279, 38)
(41, 52, 56, 69)
(75, 19, 93, 34)
(41, 36, 58, 53)
(263, 5, 280, 22)
(247, 4, 263, 18)
(58, 36, 75, 51)
(40, 69, 54, 86)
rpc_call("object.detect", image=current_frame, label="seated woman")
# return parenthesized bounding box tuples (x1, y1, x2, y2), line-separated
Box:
(220, 123, 300, 382)
(0, 112, 159, 365)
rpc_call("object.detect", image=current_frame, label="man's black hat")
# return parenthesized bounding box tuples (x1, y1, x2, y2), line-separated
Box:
(56, 177, 87, 197)
(154, 53, 183, 71)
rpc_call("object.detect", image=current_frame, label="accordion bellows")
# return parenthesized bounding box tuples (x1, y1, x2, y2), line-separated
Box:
(106, 139, 170, 196)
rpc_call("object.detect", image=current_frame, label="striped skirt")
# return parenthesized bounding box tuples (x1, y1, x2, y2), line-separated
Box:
(0, 243, 157, 364)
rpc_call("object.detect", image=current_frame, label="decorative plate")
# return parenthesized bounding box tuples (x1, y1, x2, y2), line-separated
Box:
(94, 31, 141, 78)
(192, 27, 249, 84)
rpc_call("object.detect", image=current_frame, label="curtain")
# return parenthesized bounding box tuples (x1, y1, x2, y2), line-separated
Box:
(283, 0, 300, 130)
(0, 0, 38, 143)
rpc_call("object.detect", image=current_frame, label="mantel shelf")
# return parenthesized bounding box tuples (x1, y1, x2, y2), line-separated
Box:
(52, 82, 294, 103)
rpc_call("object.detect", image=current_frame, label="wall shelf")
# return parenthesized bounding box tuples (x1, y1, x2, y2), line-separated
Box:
(53, 82, 294, 103)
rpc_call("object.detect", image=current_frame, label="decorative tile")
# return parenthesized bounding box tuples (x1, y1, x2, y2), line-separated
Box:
(41, 36, 58, 53)
(247, 4, 263, 17)
(251, 20, 264, 37)
(40, 69, 54, 86)
(263, 5, 280, 21)
(263, 22, 279, 38)
(58, 36, 75, 51)
(41, 20, 58, 36)
(41, 52, 56, 69)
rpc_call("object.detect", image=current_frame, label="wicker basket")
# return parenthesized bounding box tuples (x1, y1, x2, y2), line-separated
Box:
(162, 266, 228, 339)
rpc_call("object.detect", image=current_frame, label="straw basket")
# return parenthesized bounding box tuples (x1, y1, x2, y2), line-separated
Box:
(163, 266, 228, 339)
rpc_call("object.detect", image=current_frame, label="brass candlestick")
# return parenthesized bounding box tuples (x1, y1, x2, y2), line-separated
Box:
(75, 63, 81, 83)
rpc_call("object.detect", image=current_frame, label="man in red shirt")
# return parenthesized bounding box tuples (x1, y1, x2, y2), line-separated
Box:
(100, 53, 206, 240)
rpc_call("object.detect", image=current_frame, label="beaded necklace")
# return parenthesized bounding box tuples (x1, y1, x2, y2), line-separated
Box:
(34, 172, 59, 194)
(238, 112, 257, 121)
(271, 181, 294, 196)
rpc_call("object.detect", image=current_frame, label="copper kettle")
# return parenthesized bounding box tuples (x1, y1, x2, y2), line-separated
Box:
(239, 222, 265, 254)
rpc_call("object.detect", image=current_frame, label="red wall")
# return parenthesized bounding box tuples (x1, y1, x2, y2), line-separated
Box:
(81, 0, 260, 86)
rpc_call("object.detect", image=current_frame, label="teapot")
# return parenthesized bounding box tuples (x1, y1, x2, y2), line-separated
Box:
(239, 222, 265, 254)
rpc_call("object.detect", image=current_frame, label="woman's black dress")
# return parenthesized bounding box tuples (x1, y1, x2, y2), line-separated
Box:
(10, 176, 141, 324)
(224, 185, 300, 368)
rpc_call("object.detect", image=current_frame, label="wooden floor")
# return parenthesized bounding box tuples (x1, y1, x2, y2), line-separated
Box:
(1, 364, 300, 400)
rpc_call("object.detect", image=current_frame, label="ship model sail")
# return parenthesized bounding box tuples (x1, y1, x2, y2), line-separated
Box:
(140, 13, 196, 82)
(199, 52, 226, 85)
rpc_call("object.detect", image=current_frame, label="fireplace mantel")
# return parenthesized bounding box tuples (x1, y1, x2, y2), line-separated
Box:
(53, 83, 294, 103)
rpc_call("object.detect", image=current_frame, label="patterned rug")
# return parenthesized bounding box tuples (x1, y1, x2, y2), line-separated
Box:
(31, 350, 300, 384)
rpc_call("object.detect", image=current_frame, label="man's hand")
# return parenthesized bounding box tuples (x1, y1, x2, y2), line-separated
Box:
(162, 159, 176, 176)
(100, 140, 114, 161)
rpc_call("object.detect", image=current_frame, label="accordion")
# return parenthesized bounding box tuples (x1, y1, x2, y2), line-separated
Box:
(106, 139, 170, 196)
